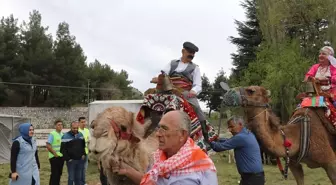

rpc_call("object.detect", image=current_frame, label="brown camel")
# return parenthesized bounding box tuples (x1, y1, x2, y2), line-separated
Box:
(221, 85, 336, 185)
(89, 107, 158, 185)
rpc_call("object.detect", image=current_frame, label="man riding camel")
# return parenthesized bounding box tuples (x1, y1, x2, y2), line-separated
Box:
(151, 41, 210, 148)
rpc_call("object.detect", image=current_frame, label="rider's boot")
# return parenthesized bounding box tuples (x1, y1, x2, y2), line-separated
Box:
(200, 120, 211, 151)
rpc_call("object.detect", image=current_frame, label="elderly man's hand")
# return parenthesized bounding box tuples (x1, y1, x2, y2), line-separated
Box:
(110, 157, 120, 173)
(117, 160, 133, 176)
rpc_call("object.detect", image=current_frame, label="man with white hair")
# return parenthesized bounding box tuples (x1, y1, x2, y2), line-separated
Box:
(210, 116, 265, 185)
(114, 110, 218, 185)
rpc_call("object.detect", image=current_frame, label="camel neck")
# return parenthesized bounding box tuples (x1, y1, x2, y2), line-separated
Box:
(246, 108, 287, 157)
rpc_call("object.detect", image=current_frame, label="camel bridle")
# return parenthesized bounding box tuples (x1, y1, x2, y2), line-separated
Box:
(237, 87, 270, 109)
(235, 87, 271, 122)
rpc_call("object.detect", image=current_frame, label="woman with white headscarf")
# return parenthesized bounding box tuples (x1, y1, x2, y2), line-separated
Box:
(304, 46, 336, 101)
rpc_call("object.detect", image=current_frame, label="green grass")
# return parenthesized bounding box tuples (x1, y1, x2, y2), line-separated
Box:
(0, 150, 331, 185)
(212, 153, 329, 185)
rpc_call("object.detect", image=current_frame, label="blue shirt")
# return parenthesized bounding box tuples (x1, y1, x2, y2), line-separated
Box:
(210, 127, 263, 174)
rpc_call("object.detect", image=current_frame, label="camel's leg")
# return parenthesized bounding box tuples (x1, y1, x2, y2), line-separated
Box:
(289, 163, 304, 185)
(323, 161, 336, 185)
(267, 154, 271, 165)
(261, 150, 266, 164)
(228, 151, 231, 164)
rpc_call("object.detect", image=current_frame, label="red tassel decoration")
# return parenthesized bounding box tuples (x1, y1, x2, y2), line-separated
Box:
(283, 139, 292, 148)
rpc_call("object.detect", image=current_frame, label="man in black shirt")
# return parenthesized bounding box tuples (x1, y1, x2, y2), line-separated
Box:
(60, 121, 86, 185)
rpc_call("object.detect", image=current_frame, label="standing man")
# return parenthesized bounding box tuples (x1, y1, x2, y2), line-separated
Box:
(210, 116, 265, 185)
(61, 121, 86, 185)
(152, 41, 210, 149)
(46, 120, 64, 185)
(78, 117, 89, 185)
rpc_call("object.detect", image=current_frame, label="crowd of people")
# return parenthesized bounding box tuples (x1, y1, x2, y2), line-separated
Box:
(8, 112, 266, 185)
(7, 41, 336, 185)
(9, 117, 92, 185)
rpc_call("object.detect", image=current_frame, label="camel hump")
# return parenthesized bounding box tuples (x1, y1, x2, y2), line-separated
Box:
(291, 107, 336, 135)
(296, 95, 336, 135)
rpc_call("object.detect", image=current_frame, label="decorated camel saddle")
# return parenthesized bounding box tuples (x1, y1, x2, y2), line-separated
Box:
(136, 71, 218, 151)
(296, 77, 336, 134)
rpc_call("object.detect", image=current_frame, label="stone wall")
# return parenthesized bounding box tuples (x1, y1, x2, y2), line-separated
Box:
(0, 107, 88, 129)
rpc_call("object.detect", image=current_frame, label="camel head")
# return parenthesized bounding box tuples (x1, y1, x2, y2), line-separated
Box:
(222, 85, 271, 108)
(89, 107, 142, 165)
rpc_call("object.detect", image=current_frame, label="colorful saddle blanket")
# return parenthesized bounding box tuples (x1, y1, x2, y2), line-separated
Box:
(300, 96, 326, 108)
(136, 93, 218, 151)
(299, 96, 336, 126)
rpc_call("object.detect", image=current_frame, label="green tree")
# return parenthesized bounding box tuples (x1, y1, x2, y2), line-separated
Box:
(130, 87, 144, 99)
(0, 21, 8, 104)
(87, 59, 116, 101)
(113, 69, 133, 99)
(0, 15, 22, 105)
(19, 10, 54, 106)
(209, 69, 228, 112)
(48, 22, 87, 107)
(87, 60, 136, 101)
(231, 0, 336, 121)
(262, 41, 313, 121)
(229, 0, 262, 84)
(256, 0, 335, 55)
(197, 73, 213, 115)
(0, 11, 142, 107)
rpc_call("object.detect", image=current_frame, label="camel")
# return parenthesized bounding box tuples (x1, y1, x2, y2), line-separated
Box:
(88, 72, 219, 185)
(220, 84, 336, 185)
(89, 107, 158, 185)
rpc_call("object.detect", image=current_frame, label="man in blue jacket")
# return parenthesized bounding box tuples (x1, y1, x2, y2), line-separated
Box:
(60, 121, 86, 185)
(210, 116, 265, 185)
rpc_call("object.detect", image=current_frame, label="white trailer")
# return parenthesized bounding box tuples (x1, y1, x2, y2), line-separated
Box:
(88, 100, 144, 125)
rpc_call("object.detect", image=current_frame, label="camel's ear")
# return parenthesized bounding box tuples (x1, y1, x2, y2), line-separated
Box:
(90, 120, 96, 129)
(129, 112, 145, 142)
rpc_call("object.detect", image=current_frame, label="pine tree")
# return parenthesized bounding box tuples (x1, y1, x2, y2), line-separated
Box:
(229, 0, 262, 83)
(0, 15, 22, 105)
(209, 69, 228, 112)
(20, 10, 54, 106)
(197, 74, 213, 115)
(49, 22, 88, 107)
(0, 11, 143, 106)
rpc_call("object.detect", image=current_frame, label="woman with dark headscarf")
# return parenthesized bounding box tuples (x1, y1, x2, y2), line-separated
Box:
(9, 123, 40, 185)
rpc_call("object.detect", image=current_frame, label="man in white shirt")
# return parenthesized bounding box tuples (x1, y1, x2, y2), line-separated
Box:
(152, 41, 210, 148)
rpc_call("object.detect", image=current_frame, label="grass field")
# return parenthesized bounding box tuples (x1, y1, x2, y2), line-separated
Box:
(0, 149, 330, 185)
